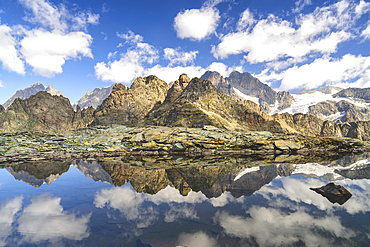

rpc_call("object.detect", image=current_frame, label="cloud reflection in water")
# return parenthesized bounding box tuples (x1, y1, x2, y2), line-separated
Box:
(0, 194, 91, 246)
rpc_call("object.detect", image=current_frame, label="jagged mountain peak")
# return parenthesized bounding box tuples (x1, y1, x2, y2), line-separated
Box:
(72, 84, 114, 110)
(2, 82, 63, 109)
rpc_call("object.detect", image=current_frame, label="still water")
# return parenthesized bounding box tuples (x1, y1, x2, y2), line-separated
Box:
(0, 154, 370, 247)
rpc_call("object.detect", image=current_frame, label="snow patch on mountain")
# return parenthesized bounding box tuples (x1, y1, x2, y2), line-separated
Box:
(324, 111, 346, 121)
(233, 87, 259, 105)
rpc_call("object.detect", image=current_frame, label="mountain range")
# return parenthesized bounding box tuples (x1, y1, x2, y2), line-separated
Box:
(2, 82, 63, 109)
(2, 71, 370, 140)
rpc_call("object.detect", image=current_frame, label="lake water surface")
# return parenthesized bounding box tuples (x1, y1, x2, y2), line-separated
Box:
(0, 154, 370, 246)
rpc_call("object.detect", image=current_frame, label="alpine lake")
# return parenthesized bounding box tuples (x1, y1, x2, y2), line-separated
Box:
(1, 152, 370, 247)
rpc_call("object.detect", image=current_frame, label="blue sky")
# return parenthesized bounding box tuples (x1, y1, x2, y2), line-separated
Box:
(0, 0, 370, 104)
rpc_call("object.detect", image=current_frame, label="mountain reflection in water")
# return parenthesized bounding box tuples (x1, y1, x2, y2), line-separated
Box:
(0, 153, 369, 246)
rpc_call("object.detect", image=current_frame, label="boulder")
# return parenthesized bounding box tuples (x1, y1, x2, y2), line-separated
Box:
(310, 182, 352, 205)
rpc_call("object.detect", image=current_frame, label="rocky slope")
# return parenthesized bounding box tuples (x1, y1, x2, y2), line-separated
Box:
(72, 85, 113, 110)
(334, 88, 370, 101)
(144, 74, 284, 132)
(91, 75, 169, 126)
(2, 82, 63, 109)
(2, 73, 370, 142)
(201, 71, 293, 113)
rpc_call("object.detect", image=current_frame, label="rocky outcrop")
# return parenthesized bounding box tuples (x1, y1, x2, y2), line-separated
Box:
(309, 100, 370, 122)
(334, 88, 370, 101)
(310, 183, 352, 205)
(0, 91, 76, 132)
(320, 121, 370, 141)
(273, 113, 325, 136)
(144, 75, 284, 132)
(1, 125, 368, 164)
(72, 85, 114, 110)
(0, 105, 4, 113)
(201, 71, 293, 113)
(91, 75, 169, 126)
(3, 82, 63, 109)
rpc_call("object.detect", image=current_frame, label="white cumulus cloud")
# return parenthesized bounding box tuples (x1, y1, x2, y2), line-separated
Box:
(19, 0, 99, 32)
(236, 8, 255, 32)
(145, 65, 206, 84)
(95, 39, 159, 84)
(212, 0, 366, 63)
(177, 231, 218, 247)
(207, 62, 243, 77)
(0, 196, 23, 247)
(117, 30, 143, 44)
(0, 25, 25, 75)
(257, 54, 370, 91)
(164, 47, 198, 66)
(174, 7, 220, 41)
(20, 29, 93, 77)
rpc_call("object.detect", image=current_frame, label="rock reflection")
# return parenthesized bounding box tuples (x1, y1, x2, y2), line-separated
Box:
(6, 161, 70, 187)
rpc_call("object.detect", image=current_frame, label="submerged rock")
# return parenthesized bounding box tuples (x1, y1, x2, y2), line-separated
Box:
(310, 182, 352, 205)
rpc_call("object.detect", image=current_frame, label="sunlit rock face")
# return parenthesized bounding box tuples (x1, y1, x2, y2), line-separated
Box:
(91, 75, 170, 127)
(144, 75, 284, 132)
(0, 92, 74, 132)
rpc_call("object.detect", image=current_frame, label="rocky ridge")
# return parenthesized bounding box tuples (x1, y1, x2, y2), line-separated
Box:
(2, 82, 63, 109)
(72, 85, 114, 110)
(201, 71, 294, 113)
(2, 73, 370, 143)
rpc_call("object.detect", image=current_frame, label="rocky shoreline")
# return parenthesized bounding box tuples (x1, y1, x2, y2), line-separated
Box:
(1, 125, 370, 164)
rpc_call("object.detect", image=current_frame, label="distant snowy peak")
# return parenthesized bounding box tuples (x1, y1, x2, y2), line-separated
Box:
(45, 85, 63, 96)
(2, 82, 63, 109)
(73, 85, 114, 110)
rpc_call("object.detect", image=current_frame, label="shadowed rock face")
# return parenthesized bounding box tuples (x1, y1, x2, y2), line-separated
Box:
(91, 75, 170, 127)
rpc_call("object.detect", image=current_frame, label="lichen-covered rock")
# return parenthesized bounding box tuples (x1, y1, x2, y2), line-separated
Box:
(320, 120, 342, 137)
